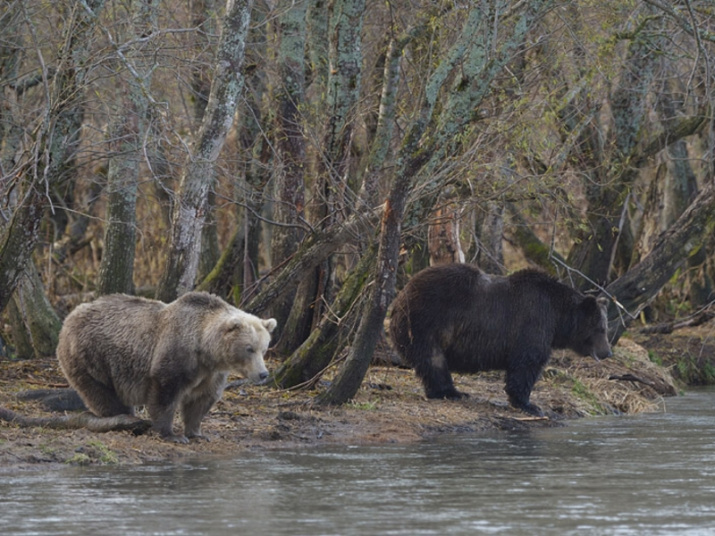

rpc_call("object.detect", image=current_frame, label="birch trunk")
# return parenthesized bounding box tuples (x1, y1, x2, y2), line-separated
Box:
(156, 0, 254, 302)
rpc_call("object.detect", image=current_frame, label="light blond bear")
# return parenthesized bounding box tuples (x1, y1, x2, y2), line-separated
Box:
(57, 291, 276, 443)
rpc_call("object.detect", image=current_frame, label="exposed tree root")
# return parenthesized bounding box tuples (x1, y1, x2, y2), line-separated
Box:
(0, 406, 151, 435)
(16, 388, 86, 411)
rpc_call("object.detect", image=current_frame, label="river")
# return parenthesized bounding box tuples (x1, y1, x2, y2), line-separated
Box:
(2, 389, 715, 535)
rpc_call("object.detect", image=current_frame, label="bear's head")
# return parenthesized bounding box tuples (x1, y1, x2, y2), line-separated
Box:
(213, 312, 277, 382)
(571, 296, 613, 361)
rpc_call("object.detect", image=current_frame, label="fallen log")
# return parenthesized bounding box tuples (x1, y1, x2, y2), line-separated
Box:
(639, 309, 714, 335)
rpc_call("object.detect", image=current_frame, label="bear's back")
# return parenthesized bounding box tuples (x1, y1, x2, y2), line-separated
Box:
(173, 291, 229, 312)
(390, 265, 570, 359)
(395, 263, 490, 310)
(57, 294, 169, 405)
(60, 294, 166, 348)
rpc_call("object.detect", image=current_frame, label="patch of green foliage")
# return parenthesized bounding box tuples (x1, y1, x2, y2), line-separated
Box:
(65, 453, 92, 466)
(66, 440, 119, 465)
(88, 440, 119, 464)
(647, 350, 663, 367)
(348, 400, 378, 411)
(675, 355, 715, 386)
(570, 378, 608, 415)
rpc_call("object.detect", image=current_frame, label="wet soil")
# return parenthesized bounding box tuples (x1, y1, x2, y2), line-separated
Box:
(0, 327, 710, 470)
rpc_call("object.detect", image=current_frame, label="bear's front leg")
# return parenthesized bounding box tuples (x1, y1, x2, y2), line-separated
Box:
(147, 380, 188, 443)
(182, 375, 226, 440)
(505, 351, 548, 417)
(182, 399, 216, 440)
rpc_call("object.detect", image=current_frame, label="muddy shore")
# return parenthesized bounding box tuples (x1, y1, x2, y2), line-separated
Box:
(0, 333, 700, 470)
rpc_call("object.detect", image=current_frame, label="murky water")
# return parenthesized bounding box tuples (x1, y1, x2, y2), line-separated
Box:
(3, 389, 715, 535)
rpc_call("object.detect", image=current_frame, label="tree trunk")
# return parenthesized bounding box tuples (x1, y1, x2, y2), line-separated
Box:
(358, 35, 401, 208)
(0, 189, 46, 313)
(196, 224, 246, 302)
(428, 190, 465, 266)
(6, 298, 33, 359)
(270, 1, 308, 346)
(282, 0, 366, 352)
(0, 0, 106, 313)
(316, 192, 407, 405)
(243, 206, 381, 315)
(198, 190, 221, 285)
(566, 11, 662, 285)
(355, 4, 450, 209)
(194, 2, 221, 284)
(98, 0, 157, 296)
(505, 202, 565, 274)
(656, 85, 710, 308)
(606, 180, 715, 343)
(306, 0, 329, 92)
(272, 244, 375, 388)
(230, 13, 270, 304)
(7, 266, 62, 358)
(0, 5, 23, 190)
(475, 200, 504, 273)
(275, 272, 323, 354)
(156, 0, 254, 302)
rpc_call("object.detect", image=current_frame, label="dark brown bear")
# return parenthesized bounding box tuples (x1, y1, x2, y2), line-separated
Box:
(388, 264, 612, 416)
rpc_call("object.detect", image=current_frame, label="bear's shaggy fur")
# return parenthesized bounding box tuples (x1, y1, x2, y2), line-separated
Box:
(57, 292, 277, 442)
(388, 264, 612, 416)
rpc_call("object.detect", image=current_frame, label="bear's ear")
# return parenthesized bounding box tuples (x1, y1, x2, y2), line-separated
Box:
(263, 318, 277, 333)
(225, 320, 246, 333)
(578, 296, 600, 315)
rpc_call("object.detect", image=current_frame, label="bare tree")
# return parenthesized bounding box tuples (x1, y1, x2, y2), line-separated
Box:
(319, 0, 553, 405)
(0, 0, 107, 310)
(156, 0, 255, 302)
(97, 0, 158, 295)
(269, 0, 308, 347)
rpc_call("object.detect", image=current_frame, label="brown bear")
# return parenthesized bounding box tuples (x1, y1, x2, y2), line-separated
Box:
(388, 264, 612, 416)
(57, 291, 277, 443)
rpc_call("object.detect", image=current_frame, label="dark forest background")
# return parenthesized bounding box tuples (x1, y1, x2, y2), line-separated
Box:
(1, 0, 714, 403)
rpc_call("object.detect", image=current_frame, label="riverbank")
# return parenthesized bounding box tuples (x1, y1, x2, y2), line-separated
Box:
(0, 331, 702, 469)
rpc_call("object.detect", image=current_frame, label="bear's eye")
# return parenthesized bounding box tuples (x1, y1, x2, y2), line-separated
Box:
(246, 345, 255, 353)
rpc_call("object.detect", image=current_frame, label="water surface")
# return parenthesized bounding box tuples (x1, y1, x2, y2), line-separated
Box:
(2, 389, 715, 535)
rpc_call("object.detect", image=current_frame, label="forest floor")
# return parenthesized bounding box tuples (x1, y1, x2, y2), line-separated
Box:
(1, 324, 713, 471)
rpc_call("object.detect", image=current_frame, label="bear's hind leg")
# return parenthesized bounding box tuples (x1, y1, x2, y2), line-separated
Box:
(71, 375, 133, 417)
(413, 347, 465, 400)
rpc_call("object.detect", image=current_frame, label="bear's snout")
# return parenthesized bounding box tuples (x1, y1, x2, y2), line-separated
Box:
(250, 370, 269, 385)
(245, 364, 269, 384)
(592, 346, 613, 361)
